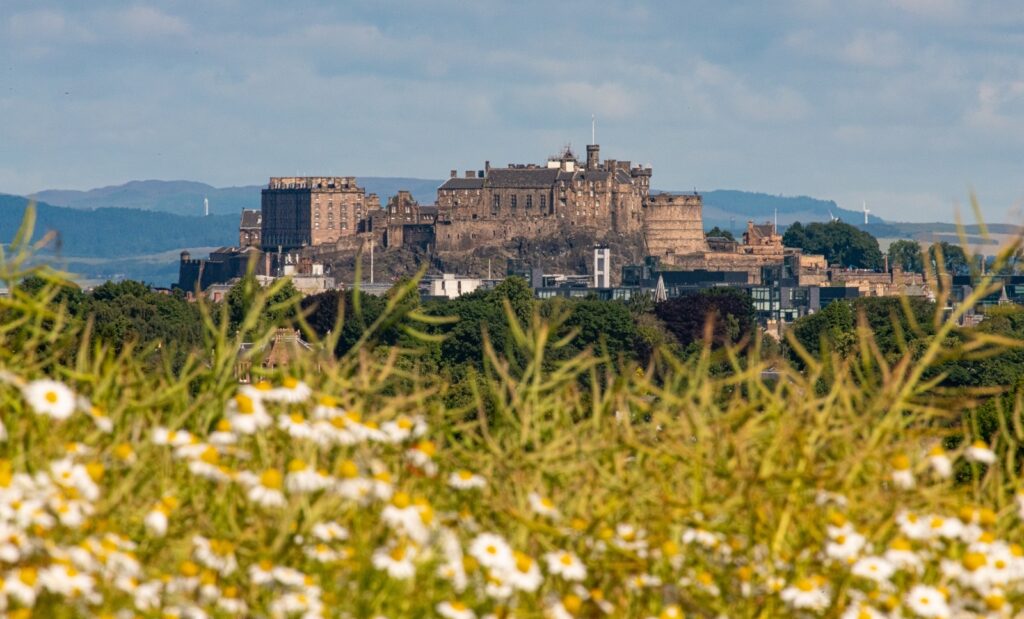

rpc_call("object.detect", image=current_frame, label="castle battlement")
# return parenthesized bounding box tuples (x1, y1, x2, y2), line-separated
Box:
(267, 177, 361, 191)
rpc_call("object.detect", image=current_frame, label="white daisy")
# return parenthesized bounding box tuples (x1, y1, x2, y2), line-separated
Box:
(152, 427, 194, 447)
(334, 477, 375, 504)
(278, 412, 317, 440)
(448, 470, 486, 490)
(469, 533, 515, 572)
(208, 419, 237, 445)
(965, 440, 997, 465)
(246, 470, 286, 508)
(86, 406, 113, 433)
(437, 600, 476, 619)
(145, 506, 170, 537)
(225, 393, 271, 434)
(311, 521, 349, 542)
(371, 544, 417, 580)
(850, 556, 895, 582)
(780, 577, 829, 611)
(528, 492, 560, 519)
(890, 454, 914, 489)
(22, 379, 76, 420)
(285, 460, 332, 494)
(381, 415, 428, 443)
(927, 445, 952, 478)
(544, 550, 587, 581)
(39, 563, 95, 598)
(192, 536, 238, 575)
(266, 377, 312, 403)
(904, 584, 949, 617)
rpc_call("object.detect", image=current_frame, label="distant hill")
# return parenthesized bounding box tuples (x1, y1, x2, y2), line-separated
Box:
(33, 178, 444, 215)
(677, 189, 867, 231)
(35, 179, 872, 228)
(33, 181, 259, 216)
(0, 194, 237, 259)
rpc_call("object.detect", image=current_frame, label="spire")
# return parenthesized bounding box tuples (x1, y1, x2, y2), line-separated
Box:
(654, 274, 668, 303)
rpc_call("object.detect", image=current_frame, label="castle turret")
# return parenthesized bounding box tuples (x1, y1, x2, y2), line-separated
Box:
(586, 144, 600, 170)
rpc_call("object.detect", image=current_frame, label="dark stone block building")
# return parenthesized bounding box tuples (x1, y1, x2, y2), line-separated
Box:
(434, 144, 651, 252)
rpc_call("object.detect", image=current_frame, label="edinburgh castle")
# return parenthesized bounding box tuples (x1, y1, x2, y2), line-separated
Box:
(181, 142, 826, 290)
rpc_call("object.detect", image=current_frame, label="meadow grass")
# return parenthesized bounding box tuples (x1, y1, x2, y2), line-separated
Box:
(1, 207, 1023, 618)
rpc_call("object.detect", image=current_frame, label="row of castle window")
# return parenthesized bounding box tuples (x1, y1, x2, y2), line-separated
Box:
(491, 195, 548, 212)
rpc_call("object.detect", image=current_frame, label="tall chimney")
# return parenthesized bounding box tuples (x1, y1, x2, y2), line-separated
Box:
(450, 170, 457, 178)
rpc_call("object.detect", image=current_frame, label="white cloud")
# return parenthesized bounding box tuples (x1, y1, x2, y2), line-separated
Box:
(691, 60, 810, 123)
(966, 80, 1024, 138)
(7, 9, 95, 43)
(889, 0, 961, 19)
(841, 30, 907, 68)
(109, 6, 188, 38)
(552, 82, 639, 119)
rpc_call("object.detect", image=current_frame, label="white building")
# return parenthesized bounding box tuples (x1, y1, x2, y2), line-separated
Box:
(429, 273, 483, 299)
(593, 246, 611, 288)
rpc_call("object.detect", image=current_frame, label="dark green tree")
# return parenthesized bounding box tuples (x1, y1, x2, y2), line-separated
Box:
(788, 297, 936, 364)
(706, 226, 735, 241)
(226, 276, 300, 334)
(654, 288, 756, 348)
(782, 221, 884, 269)
(928, 241, 970, 275)
(887, 240, 924, 272)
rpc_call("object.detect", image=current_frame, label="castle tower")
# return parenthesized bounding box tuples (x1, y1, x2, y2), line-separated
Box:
(586, 144, 600, 170)
(643, 193, 708, 257)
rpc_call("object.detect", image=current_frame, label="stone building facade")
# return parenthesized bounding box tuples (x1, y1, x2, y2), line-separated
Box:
(239, 209, 261, 248)
(661, 221, 828, 285)
(434, 145, 651, 252)
(260, 177, 380, 250)
(644, 193, 707, 257)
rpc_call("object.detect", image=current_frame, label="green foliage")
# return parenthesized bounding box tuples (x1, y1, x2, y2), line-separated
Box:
(654, 287, 756, 348)
(705, 226, 735, 241)
(4, 205, 1024, 616)
(225, 275, 300, 335)
(783, 220, 884, 269)
(928, 241, 970, 275)
(888, 239, 925, 272)
(788, 296, 936, 364)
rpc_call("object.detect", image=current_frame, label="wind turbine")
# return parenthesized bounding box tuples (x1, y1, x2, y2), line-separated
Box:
(862, 200, 871, 225)
(828, 210, 839, 222)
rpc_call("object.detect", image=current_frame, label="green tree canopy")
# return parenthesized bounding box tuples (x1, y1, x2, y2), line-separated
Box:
(928, 241, 970, 275)
(654, 288, 756, 348)
(788, 296, 936, 364)
(226, 276, 300, 334)
(887, 240, 924, 273)
(706, 226, 735, 241)
(783, 221, 884, 269)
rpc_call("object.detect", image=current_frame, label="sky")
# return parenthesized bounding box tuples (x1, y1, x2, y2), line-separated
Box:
(1, 0, 1023, 223)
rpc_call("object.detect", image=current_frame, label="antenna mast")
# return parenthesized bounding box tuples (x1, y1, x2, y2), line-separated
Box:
(591, 114, 596, 145)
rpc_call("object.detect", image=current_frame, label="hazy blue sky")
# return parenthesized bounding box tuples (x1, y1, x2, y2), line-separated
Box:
(2, 1, 1022, 222)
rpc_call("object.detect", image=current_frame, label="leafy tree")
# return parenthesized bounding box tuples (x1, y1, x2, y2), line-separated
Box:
(654, 288, 756, 348)
(706, 226, 735, 241)
(491, 276, 534, 326)
(300, 289, 390, 356)
(788, 297, 936, 364)
(551, 299, 639, 363)
(226, 276, 300, 334)
(783, 221, 884, 269)
(928, 241, 970, 275)
(887, 240, 924, 272)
